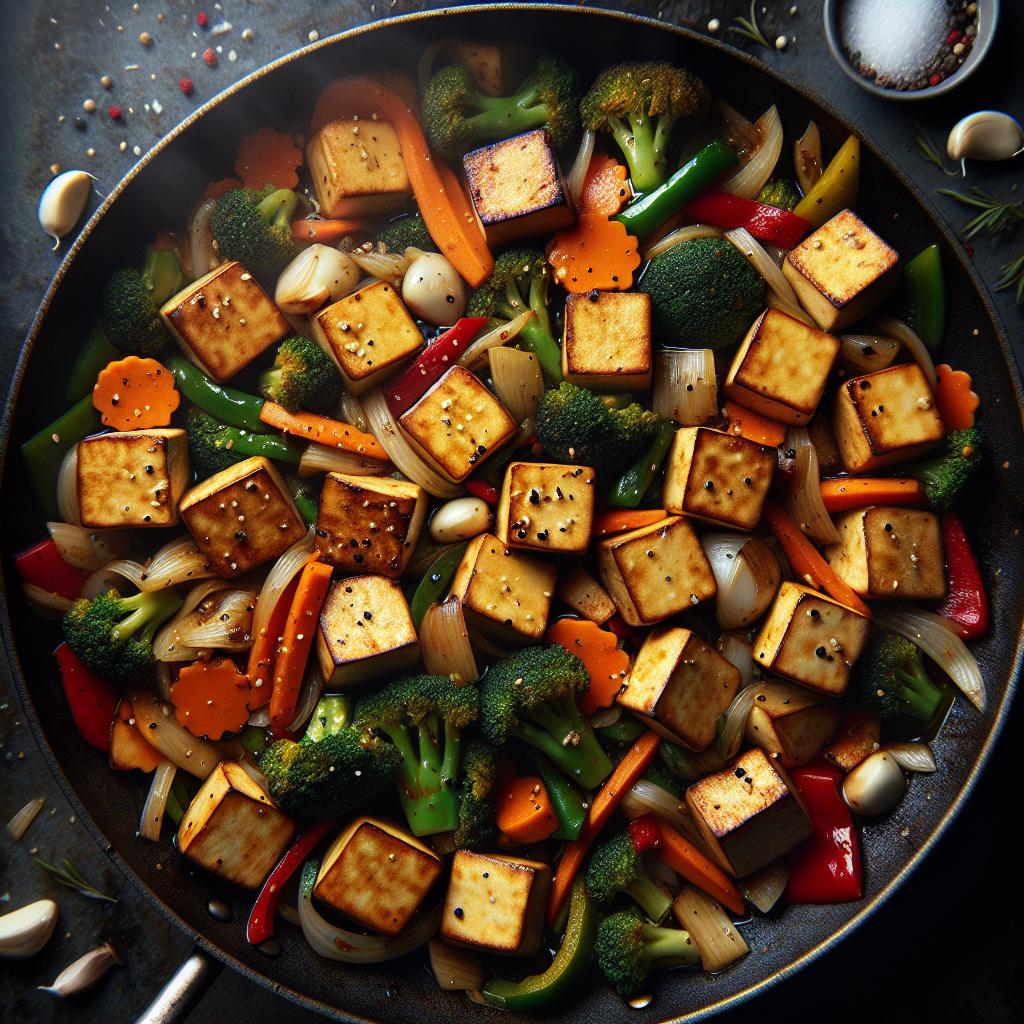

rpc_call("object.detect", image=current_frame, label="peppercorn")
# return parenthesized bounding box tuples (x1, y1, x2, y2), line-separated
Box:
(203, 48, 217, 67)
(179, 78, 194, 95)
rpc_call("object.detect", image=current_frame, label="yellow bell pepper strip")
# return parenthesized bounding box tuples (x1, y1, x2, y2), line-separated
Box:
(793, 135, 859, 229)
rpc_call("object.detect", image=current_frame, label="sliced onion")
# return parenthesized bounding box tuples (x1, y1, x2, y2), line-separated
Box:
(153, 579, 228, 662)
(714, 101, 762, 160)
(155, 660, 173, 701)
(189, 199, 218, 278)
(298, 442, 391, 477)
(724, 228, 813, 325)
(251, 527, 316, 651)
(7, 797, 45, 841)
(717, 633, 759, 687)
(127, 688, 227, 778)
(873, 317, 938, 388)
(349, 248, 417, 289)
(643, 223, 722, 262)
(784, 428, 841, 545)
(672, 886, 749, 972)
(566, 131, 597, 205)
(336, 389, 369, 433)
(794, 121, 822, 195)
(47, 522, 100, 570)
(81, 566, 130, 600)
(489, 345, 544, 425)
(56, 444, 82, 525)
(458, 309, 534, 369)
(720, 106, 783, 200)
(742, 860, 788, 914)
(719, 684, 761, 761)
(274, 244, 360, 315)
(429, 939, 485, 993)
(885, 741, 938, 774)
(23, 583, 74, 619)
(653, 348, 717, 426)
(620, 778, 692, 836)
(416, 38, 450, 93)
(702, 533, 781, 630)
(139, 762, 176, 842)
(838, 334, 901, 374)
(101, 536, 216, 593)
(420, 599, 478, 684)
(588, 704, 622, 729)
(174, 589, 256, 652)
(287, 661, 325, 734)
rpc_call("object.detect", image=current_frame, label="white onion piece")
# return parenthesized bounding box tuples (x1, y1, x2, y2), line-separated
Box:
(784, 428, 841, 545)
(720, 106, 783, 200)
(719, 685, 761, 761)
(643, 223, 722, 262)
(567, 131, 597, 205)
(653, 348, 717, 426)
(22, 584, 74, 619)
(250, 528, 315, 652)
(619, 779, 693, 837)
(717, 633, 759, 686)
(175, 589, 256, 652)
(286, 661, 325, 734)
(421, 599, 478, 684)
(139, 762, 176, 842)
(429, 939, 485, 993)
(838, 334, 901, 373)
(672, 886, 749, 973)
(794, 121, 822, 194)
(153, 580, 229, 662)
(189, 199, 218, 278)
(724, 228, 813, 325)
(336, 389, 369, 433)
(80, 567, 129, 600)
(742, 861, 789, 914)
(100, 536, 215, 593)
(458, 309, 534, 369)
(127, 689, 226, 778)
(489, 346, 544, 425)
(248, 707, 271, 728)
(46, 522, 100, 570)
(402, 252, 468, 325)
(874, 317, 938, 388)
(56, 445, 81, 526)
(298, 442, 390, 477)
(349, 248, 416, 289)
(885, 741, 938, 774)
(702, 533, 781, 630)
(274, 244, 360, 315)
(715, 100, 762, 156)
(416, 38, 449, 93)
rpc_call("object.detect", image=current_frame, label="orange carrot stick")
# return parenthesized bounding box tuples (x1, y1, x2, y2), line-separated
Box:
(655, 820, 746, 916)
(247, 573, 301, 709)
(819, 477, 926, 513)
(723, 399, 787, 448)
(593, 508, 668, 538)
(545, 618, 629, 716)
(290, 218, 374, 245)
(259, 401, 388, 460)
(496, 775, 559, 844)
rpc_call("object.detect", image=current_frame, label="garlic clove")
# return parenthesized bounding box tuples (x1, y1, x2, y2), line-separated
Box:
(429, 496, 491, 543)
(947, 111, 1024, 174)
(401, 251, 468, 325)
(39, 942, 120, 997)
(275, 244, 360, 315)
(0, 899, 58, 959)
(842, 750, 907, 816)
(38, 171, 94, 251)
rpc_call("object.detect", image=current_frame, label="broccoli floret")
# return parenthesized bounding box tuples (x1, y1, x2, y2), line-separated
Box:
(186, 407, 247, 479)
(453, 739, 501, 851)
(638, 236, 764, 348)
(423, 55, 580, 161)
(371, 213, 438, 253)
(595, 906, 700, 997)
(210, 186, 297, 279)
(853, 633, 945, 723)
(261, 694, 400, 821)
(904, 427, 980, 510)
(756, 177, 801, 211)
(480, 645, 612, 790)
(586, 832, 671, 922)
(580, 62, 711, 193)
(259, 336, 341, 413)
(353, 674, 479, 836)
(62, 588, 182, 684)
(101, 247, 184, 355)
(535, 382, 659, 477)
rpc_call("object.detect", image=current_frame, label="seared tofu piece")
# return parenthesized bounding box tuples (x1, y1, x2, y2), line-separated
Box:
(315, 473, 427, 578)
(441, 850, 551, 957)
(464, 130, 574, 248)
(556, 565, 616, 625)
(446, 40, 530, 96)
(562, 292, 652, 392)
(400, 366, 517, 483)
(824, 706, 881, 772)
(745, 681, 840, 769)
(619, 626, 740, 751)
(161, 261, 289, 382)
(783, 210, 899, 331)
(833, 363, 945, 473)
(307, 118, 411, 218)
(724, 309, 840, 425)
(311, 281, 423, 396)
(597, 516, 717, 627)
(450, 533, 557, 646)
(495, 461, 596, 555)
(662, 427, 775, 531)
(77, 428, 188, 529)
(316, 575, 419, 688)
(826, 506, 946, 600)
(179, 456, 306, 578)
(177, 761, 295, 889)
(686, 747, 812, 877)
(314, 817, 442, 936)
(753, 582, 871, 697)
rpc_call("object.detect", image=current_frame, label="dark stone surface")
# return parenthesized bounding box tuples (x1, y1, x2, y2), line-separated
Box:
(0, 2, 1020, 1023)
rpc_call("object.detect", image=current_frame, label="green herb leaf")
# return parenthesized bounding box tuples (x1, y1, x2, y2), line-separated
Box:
(35, 856, 118, 903)
(995, 252, 1024, 305)
(727, 0, 771, 49)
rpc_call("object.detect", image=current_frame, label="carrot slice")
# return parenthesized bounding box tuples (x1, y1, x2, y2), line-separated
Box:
(545, 618, 629, 715)
(110, 699, 165, 773)
(247, 573, 302, 709)
(548, 730, 661, 923)
(290, 217, 375, 245)
(259, 401, 388, 460)
(200, 177, 242, 204)
(593, 508, 668, 538)
(723, 399, 787, 448)
(935, 363, 980, 431)
(547, 214, 642, 293)
(496, 775, 559, 844)
(92, 356, 180, 431)
(171, 657, 253, 740)
(819, 477, 926, 513)
(655, 820, 746, 916)
(577, 154, 631, 217)
(235, 127, 304, 191)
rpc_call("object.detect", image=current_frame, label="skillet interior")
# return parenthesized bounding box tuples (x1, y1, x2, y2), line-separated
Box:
(2, 7, 1022, 1023)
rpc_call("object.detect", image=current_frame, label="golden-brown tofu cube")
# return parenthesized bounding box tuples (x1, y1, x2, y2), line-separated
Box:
(306, 119, 411, 218)
(619, 626, 740, 751)
(556, 565, 616, 625)
(823, 707, 881, 772)
(316, 575, 419, 688)
(311, 281, 423, 396)
(315, 473, 427, 578)
(399, 366, 517, 483)
(495, 461, 596, 555)
(441, 850, 551, 957)
(445, 41, 530, 96)
(313, 817, 442, 936)
(753, 582, 872, 697)
(597, 516, 717, 627)
(744, 681, 840, 769)
(160, 261, 289, 382)
(833, 363, 945, 473)
(686, 747, 812, 877)
(464, 130, 574, 248)
(450, 533, 557, 646)
(177, 761, 295, 889)
(783, 209, 899, 331)
(561, 292, 652, 391)
(179, 456, 306, 578)
(76, 428, 188, 529)
(662, 426, 775, 531)
(724, 308, 840, 425)
(826, 506, 946, 600)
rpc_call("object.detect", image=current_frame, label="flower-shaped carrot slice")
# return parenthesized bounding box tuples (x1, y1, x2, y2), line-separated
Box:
(171, 657, 253, 740)
(92, 356, 180, 431)
(546, 215, 642, 293)
(577, 154, 631, 217)
(935, 363, 980, 430)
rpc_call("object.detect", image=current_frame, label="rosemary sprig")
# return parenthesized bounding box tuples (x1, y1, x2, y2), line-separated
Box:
(937, 187, 1024, 239)
(35, 856, 118, 903)
(995, 252, 1024, 305)
(913, 130, 958, 176)
(727, 0, 771, 49)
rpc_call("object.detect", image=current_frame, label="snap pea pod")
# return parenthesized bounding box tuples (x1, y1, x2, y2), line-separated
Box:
(528, 750, 586, 841)
(410, 542, 469, 629)
(604, 420, 676, 508)
(66, 323, 119, 402)
(293, 493, 319, 527)
(167, 354, 268, 432)
(899, 244, 945, 352)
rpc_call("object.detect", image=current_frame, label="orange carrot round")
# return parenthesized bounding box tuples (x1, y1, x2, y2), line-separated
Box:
(171, 657, 253, 740)
(497, 775, 559, 844)
(235, 127, 304, 191)
(546, 214, 641, 293)
(545, 618, 629, 715)
(200, 177, 242, 204)
(92, 356, 180, 431)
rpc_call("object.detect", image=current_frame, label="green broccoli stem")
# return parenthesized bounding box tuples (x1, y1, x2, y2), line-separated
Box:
(496, 276, 562, 382)
(464, 88, 549, 142)
(141, 246, 185, 305)
(111, 590, 182, 644)
(896, 656, 944, 722)
(641, 924, 701, 968)
(387, 720, 461, 836)
(608, 113, 665, 194)
(624, 874, 672, 924)
(513, 694, 612, 790)
(256, 188, 299, 229)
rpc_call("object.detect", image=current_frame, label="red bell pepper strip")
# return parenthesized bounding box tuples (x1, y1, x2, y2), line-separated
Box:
(464, 478, 499, 505)
(384, 317, 490, 418)
(682, 190, 811, 249)
(937, 511, 989, 640)
(247, 819, 334, 945)
(15, 538, 88, 601)
(54, 643, 119, 752)
(786, 762, 863, 904)
(628, 814, 662, 852)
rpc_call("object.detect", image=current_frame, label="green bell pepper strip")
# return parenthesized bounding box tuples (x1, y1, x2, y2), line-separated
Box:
(604, 420, 676, 508)
(66, 323, 119, 402)
(211, 425, 303, 464)
(483, 877, 597, 1011)
(596, 717, 645, 745)
(167, 354, 268, 432)
(293, 493, 319, 527)
(528, 750, 586, 841)
(409, 542, 468, 629)
(615, 138, 739, 239)
(899, 244, 945, 351)
(238, 725, 268, 757)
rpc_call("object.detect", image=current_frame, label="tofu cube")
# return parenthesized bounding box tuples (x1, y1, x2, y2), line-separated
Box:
(177, 761, 295, 889)
(315, 473, 427, 578)
(76, 428, 189, 529)
(783, 210, 899, 331)
(399, 366, 517, 483)
(306, 119, 411, 218)
(662, 427, 775, 531)
(317, 575, 419, 688)
(561, 292, 652, 391)
(833, 363, 945, 473)
(445, 41, 530, 96)
(597, 516, 717, 627)
(556, 565, 616, 625)
(724, 308, 840, 425)
(311, 281, 422, 396)
(160, 261, 289, 382)
(464, 130, 574, 248)
(686, 747, 812, 877)
(753, 582, 872, 696)
(179, 455, 306, 578)
(441, 850, 551, 957)
(619, 626, 740, 751)
(450, 533, 557, 646)
(744, 681, 841, 769)
(824, 706, 881, 773)
(313, 817, 442, 936)
(495, 461, 596, 555)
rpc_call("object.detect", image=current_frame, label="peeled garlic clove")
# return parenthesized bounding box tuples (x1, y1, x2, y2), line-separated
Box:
(275, 244, 360, 315)
(38, 171, 93, 251)
(947, 111, 1024, 171)
(402, 251, 468, 325)
(842, 750, 907, 816)
(429, 496, 491, 543)
(39, 942, 120, 997)
(0, 899, 58, 959)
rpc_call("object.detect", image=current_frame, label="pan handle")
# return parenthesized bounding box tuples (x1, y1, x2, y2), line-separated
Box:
(134, 948, 221, 1024)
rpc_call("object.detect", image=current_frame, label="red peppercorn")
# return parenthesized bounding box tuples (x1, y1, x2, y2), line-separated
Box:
(966, 245, 975, 258)
(108, 105, 123, 121)
(628, 815, 662, 853)
(946, 29, 961, 45)
(197, 11, 208, 27)
(929, 72, 942, 86)
(202, 47, 217, 67)
(179, 78, 193, 96)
